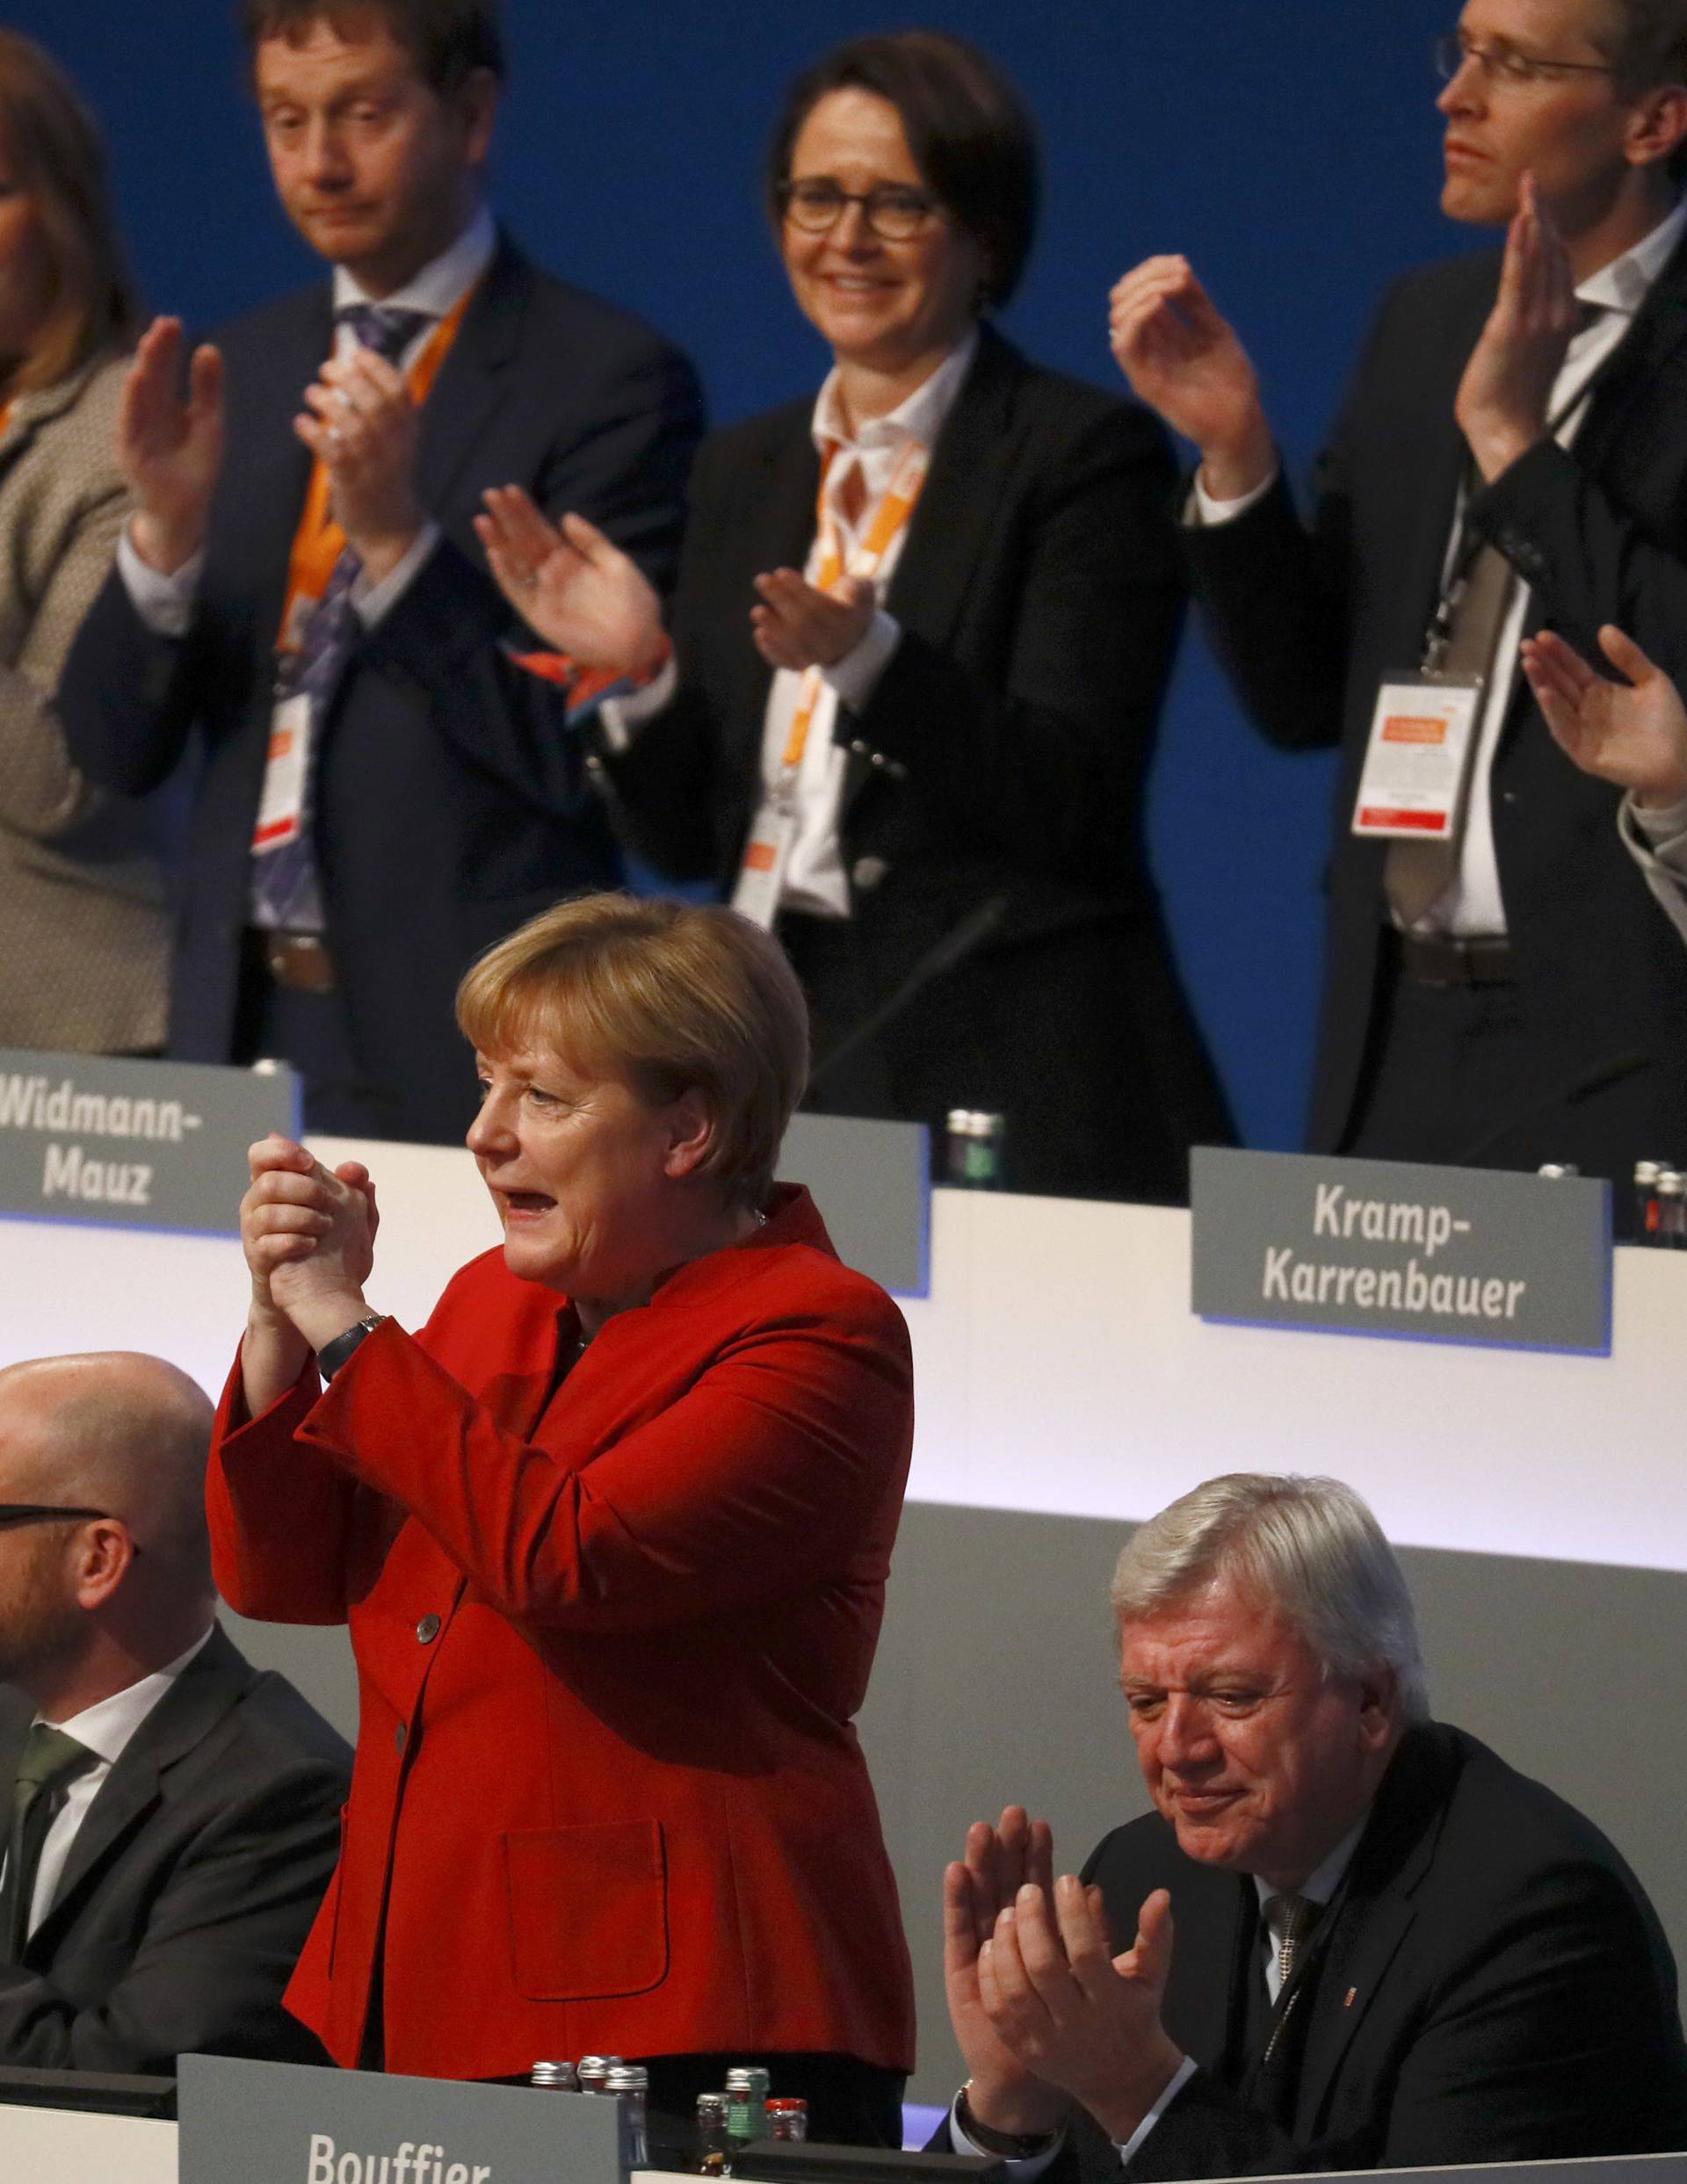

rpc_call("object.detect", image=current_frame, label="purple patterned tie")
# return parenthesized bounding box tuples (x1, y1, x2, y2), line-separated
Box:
(250, 304, 432, 933)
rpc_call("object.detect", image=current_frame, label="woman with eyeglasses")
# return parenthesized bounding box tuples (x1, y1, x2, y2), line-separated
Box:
(479, 29, 1232, 1204)
(0, 33, 166, 1057)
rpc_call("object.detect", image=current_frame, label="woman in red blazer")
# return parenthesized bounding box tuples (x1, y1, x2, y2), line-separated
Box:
(207, 893, 916, 2144)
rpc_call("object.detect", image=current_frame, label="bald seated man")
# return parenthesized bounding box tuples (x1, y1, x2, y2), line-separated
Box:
(0, 1351, 350, 2073)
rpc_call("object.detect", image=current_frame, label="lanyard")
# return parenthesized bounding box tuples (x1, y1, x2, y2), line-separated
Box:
(776, 434, 930, 776)
(1420, 317, 1626, 672)
(275, 285, 474, 655)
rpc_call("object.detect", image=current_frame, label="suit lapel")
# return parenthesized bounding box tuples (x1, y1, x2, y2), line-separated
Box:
(1161, 1863, 1255, 2069)
(831, 327, 1018, 824)
(1568, 229, 1687, 478)
(0, 1694, 25, 1807)
(231, 288, 329, 667)
(1408, 268, 1499, 654)
(880, 326, 1018, 649)
(1292, 1725, 1456, 2130)
(31, 1627, 252, 1942)
(414, 235, 526, 523)
(719, 423, 818, 809)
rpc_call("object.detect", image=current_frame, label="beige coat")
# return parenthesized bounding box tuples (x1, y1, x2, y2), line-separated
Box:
(0, 351, 168, 1052)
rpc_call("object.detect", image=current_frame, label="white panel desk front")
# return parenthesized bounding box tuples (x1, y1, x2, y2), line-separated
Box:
(0, 2101, 176, 2181)
(3, 1149, 1683, 1573)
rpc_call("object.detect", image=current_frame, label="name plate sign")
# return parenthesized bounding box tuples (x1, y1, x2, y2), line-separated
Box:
(0, 1050, 299, 1237)
(177, 2056, 628, 2184)
(1191, 1146, 1611, 1355)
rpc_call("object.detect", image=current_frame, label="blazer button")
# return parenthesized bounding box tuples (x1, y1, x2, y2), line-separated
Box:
(395, 1724, 408, 1754)
(416, 1614, 441, 1645)
(852, 855, 889, 893)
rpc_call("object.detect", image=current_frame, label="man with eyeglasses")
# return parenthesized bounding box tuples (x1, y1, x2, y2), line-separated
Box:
(0, 1349, 349, 2072)
(60, 0, 700, 1148)
(1111, 1, 1687, 1219)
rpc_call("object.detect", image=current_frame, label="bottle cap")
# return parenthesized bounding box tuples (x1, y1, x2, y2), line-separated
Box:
(529, 2060, 577, 2088)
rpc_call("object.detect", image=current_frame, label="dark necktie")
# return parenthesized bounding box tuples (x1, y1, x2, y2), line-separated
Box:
(250, 303, 432, 934)
(1383, 525, 1516, 929)
(1263, 1890, 1317, 1992)
(1385, 301, 1609, 930)
(0, 1725, 98, 1957)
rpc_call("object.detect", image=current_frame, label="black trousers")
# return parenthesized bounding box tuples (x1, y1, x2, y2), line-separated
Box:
(230, 931, 401, 1139)
(1343, 934, 1666, 1236)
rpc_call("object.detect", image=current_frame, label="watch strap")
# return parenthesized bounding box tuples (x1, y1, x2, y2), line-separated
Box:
(955, 2083, 1062, 2159)
(317, 1313, 387, 1382)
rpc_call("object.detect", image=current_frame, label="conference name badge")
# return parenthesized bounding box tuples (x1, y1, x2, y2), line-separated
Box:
(1350, 674, 1483, 841)
(251, 692, 313, 854)
(731, 799, 799, 931)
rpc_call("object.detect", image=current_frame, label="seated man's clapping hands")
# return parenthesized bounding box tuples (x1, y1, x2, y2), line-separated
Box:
(945, 1806, 1184, 2155)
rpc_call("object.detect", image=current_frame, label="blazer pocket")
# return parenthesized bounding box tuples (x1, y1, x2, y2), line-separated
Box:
(503, 1819, 669, 2000)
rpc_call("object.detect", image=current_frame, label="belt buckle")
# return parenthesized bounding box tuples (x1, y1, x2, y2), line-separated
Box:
(265, 932, 337, 995)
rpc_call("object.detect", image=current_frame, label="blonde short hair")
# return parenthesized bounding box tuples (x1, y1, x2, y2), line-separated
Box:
(457, 894, 809, 1206)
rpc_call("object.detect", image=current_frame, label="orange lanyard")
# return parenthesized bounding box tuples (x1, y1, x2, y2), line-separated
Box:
(778, 435, 930, 773)
(276, 286, 474, 653)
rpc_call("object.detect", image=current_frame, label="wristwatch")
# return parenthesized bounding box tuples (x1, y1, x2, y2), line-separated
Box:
(955, 2082, 1061, 2159)
(317, 1313, 388, 1382)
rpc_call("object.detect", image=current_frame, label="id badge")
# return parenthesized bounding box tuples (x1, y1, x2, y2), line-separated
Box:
(1351, 674, 1483, 841)
(731, 799, 798, 930)
(251, 692, 313, 854)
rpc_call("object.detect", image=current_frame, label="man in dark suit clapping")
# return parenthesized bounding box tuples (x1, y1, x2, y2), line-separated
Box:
(62, 0, 701, 1143)
(939, 1472, 1687, 2178)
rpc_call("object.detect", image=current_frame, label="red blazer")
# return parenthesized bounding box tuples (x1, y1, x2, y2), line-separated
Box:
(206, 1185, 916, 2080)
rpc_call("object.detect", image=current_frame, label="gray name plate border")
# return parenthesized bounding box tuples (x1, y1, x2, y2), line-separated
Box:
(177, 2053, 628, 2184)
(1191, 1146, 1612, 1358)
(0, 1051, 300, 1242)
(778, 1111, 930, 1298)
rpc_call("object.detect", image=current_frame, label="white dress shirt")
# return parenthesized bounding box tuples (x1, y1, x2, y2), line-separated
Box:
(3, 1625, 215, 1941)
(605, 329, 978, 918)
(117, 201, 498, 639)
(1620, 792, 1687, 947)
(1194, 199, 1687, 937)
(951, 1818, 1367, 2177)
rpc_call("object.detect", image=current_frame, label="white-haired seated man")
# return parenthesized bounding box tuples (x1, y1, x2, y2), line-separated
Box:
(941, 1473, 1687, 2179)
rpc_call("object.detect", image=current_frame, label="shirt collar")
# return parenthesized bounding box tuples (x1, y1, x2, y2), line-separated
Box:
(810, 326, 980, 459)
(1577, 197, 1687, 316)
(40, 1625, 216, 1769)
(1251, 1813, 1368, 1916)
(332, 200, 497, 323)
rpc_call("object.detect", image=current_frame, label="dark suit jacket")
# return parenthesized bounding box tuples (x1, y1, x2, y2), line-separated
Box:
(1186, 239, 1687, 1172)
(60, 234, 702, 1143)
(0, 1625, 351, 2073)
(597, 328, 1232, 1202)
(1070, 1722, 1687, 2178)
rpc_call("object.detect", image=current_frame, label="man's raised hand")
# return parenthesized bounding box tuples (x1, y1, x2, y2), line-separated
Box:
(1110, 256, 1274, 501)
(120, 317, 225, 575)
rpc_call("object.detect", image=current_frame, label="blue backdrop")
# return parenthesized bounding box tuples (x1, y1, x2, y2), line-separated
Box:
(13, 0, 1481, 1148)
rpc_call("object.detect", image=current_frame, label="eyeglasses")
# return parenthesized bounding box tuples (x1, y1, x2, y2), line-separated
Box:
(779, 178, 940, 242)
(0, 1503, 114, 1530)
(1434, 33, 1618, 89)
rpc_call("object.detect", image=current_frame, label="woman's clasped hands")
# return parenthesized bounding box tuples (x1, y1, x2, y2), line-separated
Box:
(240, 1136, 380, 1389)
